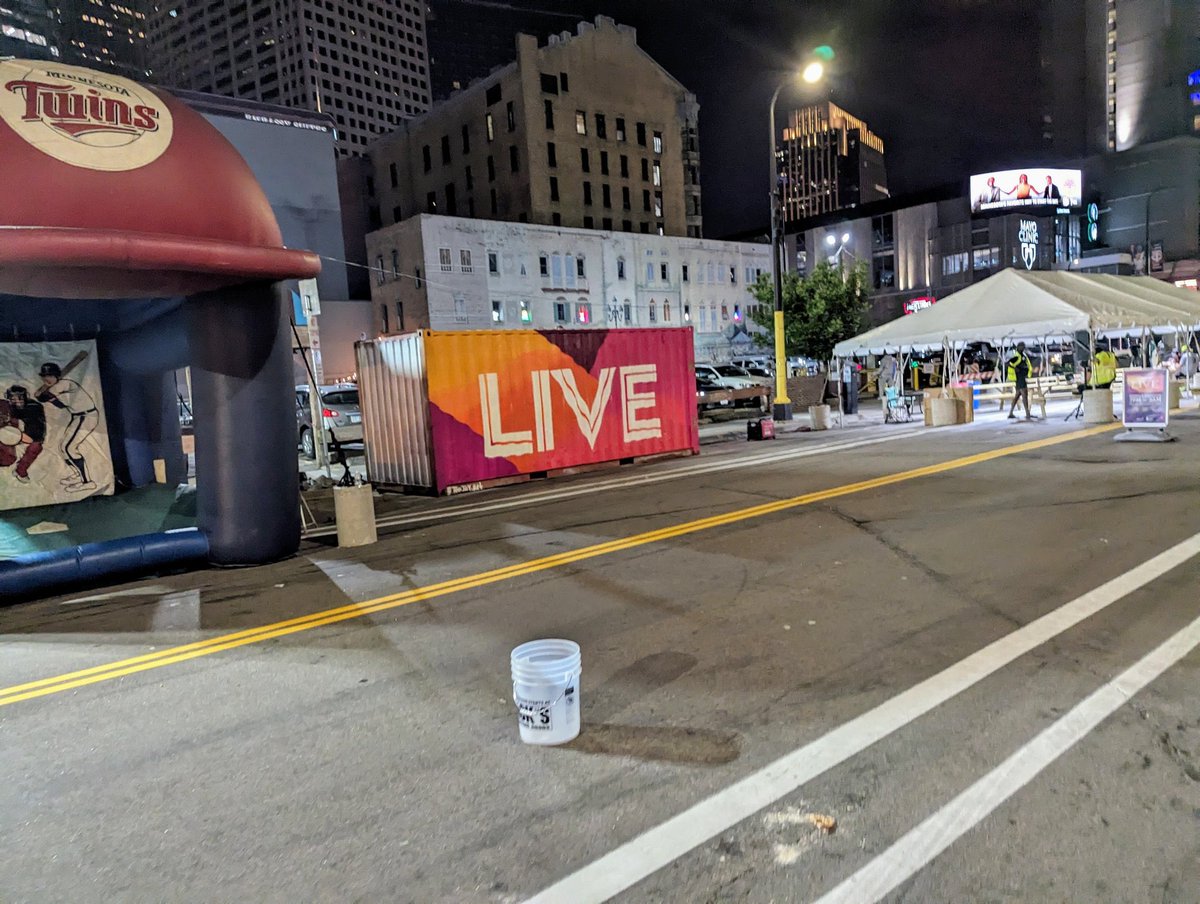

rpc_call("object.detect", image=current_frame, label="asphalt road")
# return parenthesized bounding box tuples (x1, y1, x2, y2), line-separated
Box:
(3, 408, 1199, 903)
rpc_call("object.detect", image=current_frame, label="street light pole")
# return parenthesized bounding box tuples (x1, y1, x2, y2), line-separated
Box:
(769, 80, 791, 421)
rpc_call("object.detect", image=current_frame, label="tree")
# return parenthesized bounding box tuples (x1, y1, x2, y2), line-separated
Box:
(750, 261, 871, 363)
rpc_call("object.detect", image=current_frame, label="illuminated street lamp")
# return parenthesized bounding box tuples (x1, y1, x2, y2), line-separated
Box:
(769, 47, 833, 419)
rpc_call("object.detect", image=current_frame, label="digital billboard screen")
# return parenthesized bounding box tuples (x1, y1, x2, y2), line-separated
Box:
(969, 168, 1082, 213)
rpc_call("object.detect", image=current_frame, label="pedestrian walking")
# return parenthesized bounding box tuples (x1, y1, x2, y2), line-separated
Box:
(1006, 342, 1034, 420)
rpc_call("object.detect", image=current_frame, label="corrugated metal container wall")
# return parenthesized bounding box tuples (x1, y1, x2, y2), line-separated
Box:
(357, 328, 698, 493)
(355, 334, 433, 489)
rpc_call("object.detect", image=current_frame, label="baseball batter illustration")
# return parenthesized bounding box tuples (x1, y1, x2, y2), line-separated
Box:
(0, 385, 46, 482)
(35, 354, 98, 491)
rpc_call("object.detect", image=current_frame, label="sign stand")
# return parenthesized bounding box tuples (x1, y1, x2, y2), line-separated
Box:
(1114, 368, 1175, 443)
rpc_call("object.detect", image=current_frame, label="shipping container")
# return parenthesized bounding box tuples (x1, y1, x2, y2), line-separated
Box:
(356, 328, 699, 493)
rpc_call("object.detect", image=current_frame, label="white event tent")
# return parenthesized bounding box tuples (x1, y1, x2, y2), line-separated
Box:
(833, 269, 1200, 357)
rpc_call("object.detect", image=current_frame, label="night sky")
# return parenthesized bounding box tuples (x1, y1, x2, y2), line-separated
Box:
(571, 0, 1048, 237)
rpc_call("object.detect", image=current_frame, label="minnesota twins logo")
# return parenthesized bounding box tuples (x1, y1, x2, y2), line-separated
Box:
(0, 60, 173, 171)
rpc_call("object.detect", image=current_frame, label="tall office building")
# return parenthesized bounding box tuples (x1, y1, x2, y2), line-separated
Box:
(0, 1, 57, 60)
(426, 0, 596, 100)
(1089, 0, 1200, 152)
(778, 102, 888, 220)
(57, 0, 149, 79)
(368, 16, 702, 238)
(145, 1, 433, 156)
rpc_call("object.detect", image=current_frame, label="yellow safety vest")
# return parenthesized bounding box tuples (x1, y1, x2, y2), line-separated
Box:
(1006, 353, 1031, 382)
(1093, 350, 1117, 385)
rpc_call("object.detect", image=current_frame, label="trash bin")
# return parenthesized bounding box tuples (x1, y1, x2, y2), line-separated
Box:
(334, 482, 377, 548)
(747, 418, 776, 441)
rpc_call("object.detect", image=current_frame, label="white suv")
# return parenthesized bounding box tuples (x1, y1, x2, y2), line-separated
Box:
(695, 364, 766, 390)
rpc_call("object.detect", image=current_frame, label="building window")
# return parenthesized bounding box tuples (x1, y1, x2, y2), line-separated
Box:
(602, 184, 612, 208)
(488, 251, 499, 274)
(460, 249, 472, 272)
(873, 254, 896, 289)
(486, 84, 502, 105)
(462, 124, 470, 154)
(733, 304, 741, 322)
(391, 250, 400, 277)
(646, 262, 655, 282)
(872, 215, 895, 249)
(653, 130, 662, 154)
(395, 302, 404, 329)
(595, 113, 607, 139)
(375, 255, 385, 286)
(549, 176, 560, 202)
(492, 300, 504, 322)
(490, 188, 498, 215)
(624, 301, 633, 322)
(663, 301, 671, 322)
(641, 222, 650, 234)
(583, 181, 592, 205)
(540, 72, 558, 94)
(487, 155, 495, 181)
(652, 161, 661, 187)
(554, 300, 569, 322)
(641, 158, 650, 181)
(486, 112, 495, 141)
(577, 302, 591, 324)
(381, 303, 389, 331)
(599, 151, 609, 176)
(575, 111, 587, 135)
(729, 266, 736, 284)
(520, 300, 532, 323)
(415, 267, 423, 289)
(389, 162, 398, 187)
(617, 257, 626, 279)
(683, 303, 691, 322)
(649, 300, 657, 323)
(559, 72, 569, 92)
(623, 220, 633, 232)
(439, 248, 452, 272)
(422, 144, 431, 172)
(547, 142, 557, 167)
(510, 145, 520, 172)
(577, 257, 586, 279)
(584, 215, 594, 228)
(643, 189, 651, 212)
(540, 254, 549, 277)
(581, 148, 590, 172)
(506, 101, 516, 131)
(660, 262, 669, 281)
(721, 304, 729, 321)
(427, 191, 438, 213)
(636, 122, 646, 146)
(544, 99, 554, 129)
(622, 186, 631, 210)
(445, 183, 457, 215)
(441, 134, 451, 164)
(620, 155, 629, 178)
(682, 264, 689, 282)
(616, 117, 626, 141)
(552, 212, 562, 226)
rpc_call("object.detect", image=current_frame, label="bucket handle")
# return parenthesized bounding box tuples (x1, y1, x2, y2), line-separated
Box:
(513, 671, 577, 711)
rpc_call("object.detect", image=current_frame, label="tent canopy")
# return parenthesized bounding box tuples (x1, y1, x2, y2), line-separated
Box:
(834, 270, 1200, 356)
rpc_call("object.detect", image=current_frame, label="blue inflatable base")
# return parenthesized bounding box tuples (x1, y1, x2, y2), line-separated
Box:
(0, 528, 209, 603)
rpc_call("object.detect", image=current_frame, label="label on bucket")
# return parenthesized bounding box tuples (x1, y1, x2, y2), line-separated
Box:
(517, 686, 575, 731)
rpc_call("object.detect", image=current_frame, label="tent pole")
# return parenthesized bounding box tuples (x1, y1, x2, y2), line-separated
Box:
(1088, 324, 1096, 390)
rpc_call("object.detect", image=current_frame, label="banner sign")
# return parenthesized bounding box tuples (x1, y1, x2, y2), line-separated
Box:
(424, 329, 698, 493)
(1122, 368, 1169, 428)
(0, 340, 113, 510)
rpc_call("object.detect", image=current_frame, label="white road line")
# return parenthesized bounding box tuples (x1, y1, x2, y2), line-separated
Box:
(814, 610, 1200, 904)
(521, 530, 1200, 904)
(304, 430, 924, 538)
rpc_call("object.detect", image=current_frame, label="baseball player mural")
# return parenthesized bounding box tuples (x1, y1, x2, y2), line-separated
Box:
(0, 340, 113, 510)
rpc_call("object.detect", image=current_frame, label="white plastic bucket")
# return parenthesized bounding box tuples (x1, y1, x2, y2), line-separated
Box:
(511, 639, 581, 746)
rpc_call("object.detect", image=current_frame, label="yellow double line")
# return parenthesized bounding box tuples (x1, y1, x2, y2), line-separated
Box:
(0, 423, 1118, 709)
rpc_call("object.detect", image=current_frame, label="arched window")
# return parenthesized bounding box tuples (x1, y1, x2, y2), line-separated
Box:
(648, 300, 657, 323)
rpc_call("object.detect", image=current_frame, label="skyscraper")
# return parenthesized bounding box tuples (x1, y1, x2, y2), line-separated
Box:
(144, 1, 433, 156)
(778, 102, 888, 221)
(57, 0, 149, 79)
(0, 1, 58, 60)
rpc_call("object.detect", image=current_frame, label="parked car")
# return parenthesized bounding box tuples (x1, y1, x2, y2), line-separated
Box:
(731, 356, 772, 372)
(696, 363, 770, 389)
(696, 372, 732, 411)
(296, 384, 362, 459)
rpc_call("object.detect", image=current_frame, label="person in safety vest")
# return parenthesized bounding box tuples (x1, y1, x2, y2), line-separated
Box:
(1091, 345, 1117, 389)
(1006, 342, 1034, 420)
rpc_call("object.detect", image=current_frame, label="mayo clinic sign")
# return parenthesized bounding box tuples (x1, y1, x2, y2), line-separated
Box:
(1018, 218, 1039, 270)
